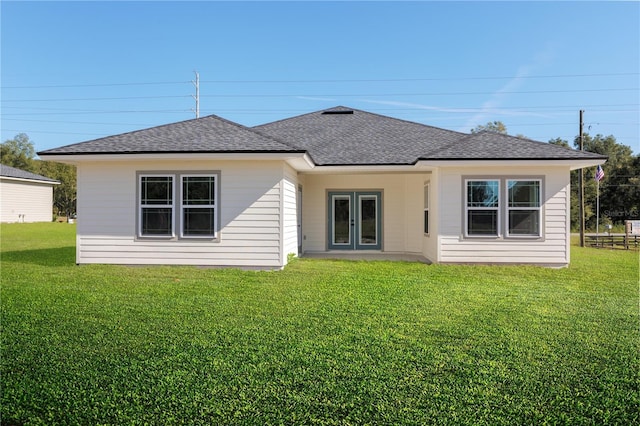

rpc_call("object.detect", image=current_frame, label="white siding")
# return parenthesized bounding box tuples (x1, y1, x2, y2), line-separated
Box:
(75, 160, 286, 268)
(437, 166, 570, 266)
(301, 173, 429, 255)
(422, 170, 439, 262)
(282, 164, 299, 264)
(0, 179, 54, 223)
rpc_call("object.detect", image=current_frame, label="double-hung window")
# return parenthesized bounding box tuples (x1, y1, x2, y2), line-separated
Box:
(507, 180, 541, 237)
(464, 178, 542, 238)
(181, 175, 216, 238)
(138, 172, 218, 239)
(140, 175, 174, 236)
(466, 180, 500, 236)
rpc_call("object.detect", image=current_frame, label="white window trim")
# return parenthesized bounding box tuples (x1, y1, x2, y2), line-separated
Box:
(505, 179, 542, 238)
(179, 174, 218, 239)
(464, 179, 501, 238)
(462, 176, 545, 240)
(137, 171, 220, 241)
(138, 173, 176, 239)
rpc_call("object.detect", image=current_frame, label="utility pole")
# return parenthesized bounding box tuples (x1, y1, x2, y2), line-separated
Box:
(192, 71, 200, 119)
(579, 109, 585, 247)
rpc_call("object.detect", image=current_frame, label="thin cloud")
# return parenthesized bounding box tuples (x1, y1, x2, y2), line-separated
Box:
(360, 99, 549, 118)
(461, 47, 557, 132)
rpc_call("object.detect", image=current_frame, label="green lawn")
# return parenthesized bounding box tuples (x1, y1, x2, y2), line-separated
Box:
(1, 223, 638, 425)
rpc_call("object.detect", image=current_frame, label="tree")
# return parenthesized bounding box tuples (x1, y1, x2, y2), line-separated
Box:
(551, 134, 640, 230)
(578, 134, 639, 228)
(37, 160, 77, 217)
(470, 121, 508, 135)
(548, 137, 571, 149)
(1, 133, 37, 172)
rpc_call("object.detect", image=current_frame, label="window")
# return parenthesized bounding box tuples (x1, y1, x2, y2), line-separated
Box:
(507, 180, 541, 236)
(181, 175, 216, 237)
(140, 175, 174, 236)
(466, 180, 500, 236)
(423, 183, 430, 235)
(138, 172, 218, 239)
(464, 177, 543, 239)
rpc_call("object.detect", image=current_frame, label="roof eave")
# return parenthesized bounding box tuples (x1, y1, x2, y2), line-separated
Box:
(416, 158, 607, 170)
(38, 150, 308, 163)
(0, 176, 60, 185)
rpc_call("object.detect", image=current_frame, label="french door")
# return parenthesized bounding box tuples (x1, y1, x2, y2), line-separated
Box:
(328, 191, 382, 250)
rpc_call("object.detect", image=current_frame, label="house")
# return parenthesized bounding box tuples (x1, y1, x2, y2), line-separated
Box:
(38, 106, 606, 268)
(0, 164, 60, 223)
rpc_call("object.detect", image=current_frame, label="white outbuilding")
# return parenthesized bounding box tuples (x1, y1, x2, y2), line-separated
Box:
(0, 164, 60, 223)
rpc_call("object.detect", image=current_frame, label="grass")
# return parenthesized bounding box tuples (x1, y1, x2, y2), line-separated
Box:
(1, 223, 638, 425)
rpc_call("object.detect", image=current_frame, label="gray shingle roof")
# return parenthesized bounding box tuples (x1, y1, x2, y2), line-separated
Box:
(254, 106, 607, 165)
(0, 164, 60, 183)
(38, 106, 607, 165)
(422, 131, 605, 160)
(38, 114, 303, 155)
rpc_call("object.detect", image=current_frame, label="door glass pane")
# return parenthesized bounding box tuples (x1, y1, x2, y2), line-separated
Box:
(333, 196, 351, 244)
(360, 196, 377, 245)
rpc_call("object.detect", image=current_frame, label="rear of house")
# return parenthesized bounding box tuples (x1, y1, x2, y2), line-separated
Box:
(0, 164, 59, 223)
(39, 106, 605, 268)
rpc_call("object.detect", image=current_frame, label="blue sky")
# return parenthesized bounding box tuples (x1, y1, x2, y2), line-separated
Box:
(1, 1, 638, 154)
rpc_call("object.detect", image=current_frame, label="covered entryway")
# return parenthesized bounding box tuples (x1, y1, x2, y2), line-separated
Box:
(327, 191, 382, 250)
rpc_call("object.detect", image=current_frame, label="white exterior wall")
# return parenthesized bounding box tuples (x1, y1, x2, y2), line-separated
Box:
(0, 179, 54, 223)
(422, 170, 439, 262)
(300, 173, 429, 254)
(282, 164, 299, 263)
(75, 159, 291, 268)
(436, 165, 571, 266)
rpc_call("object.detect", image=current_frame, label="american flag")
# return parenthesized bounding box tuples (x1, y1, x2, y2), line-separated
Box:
(594, 165, 605, 182)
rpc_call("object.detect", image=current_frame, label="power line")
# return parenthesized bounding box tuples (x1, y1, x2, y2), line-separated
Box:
(2, 118, 159, 126)
(2, 103, 637, 112)
(0, 109, 191, 116)
(2, 129, 110, 136)
(3, 72, 637, 89)
(2, 81, 190, 89)
(203, 88, 639, 98)
(2, 95, 191, 103)
(2, 88, 637, 103)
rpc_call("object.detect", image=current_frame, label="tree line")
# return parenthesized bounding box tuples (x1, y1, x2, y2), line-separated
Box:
(2, 127, 639, 229)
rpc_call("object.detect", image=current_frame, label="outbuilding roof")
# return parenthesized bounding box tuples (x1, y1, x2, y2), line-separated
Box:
(38, 106, 607, 165)
(0, 164, 60, 184)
